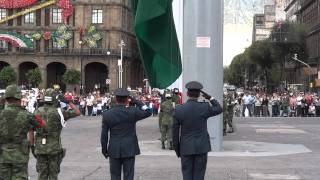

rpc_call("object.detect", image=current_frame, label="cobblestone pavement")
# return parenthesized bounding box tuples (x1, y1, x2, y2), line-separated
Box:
(28, 116, 320, 180)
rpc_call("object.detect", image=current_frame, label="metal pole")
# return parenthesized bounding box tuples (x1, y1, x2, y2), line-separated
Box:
(184, 0, 223, 150)
(292, 54, 311, 91)
(80, 42, 83, 95)
(119, 40, 125, 88)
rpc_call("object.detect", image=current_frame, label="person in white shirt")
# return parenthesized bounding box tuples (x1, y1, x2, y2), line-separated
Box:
(309, 103, 316, 117)
(27, 91, 37, 113)
(242, 91, 253, 117)
(296, 92, 304, 117)
(86, 94, 94, 116)
(97, 101, 103, 115)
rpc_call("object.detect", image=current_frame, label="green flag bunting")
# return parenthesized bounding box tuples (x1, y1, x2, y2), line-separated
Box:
(131, 0, 182, 89)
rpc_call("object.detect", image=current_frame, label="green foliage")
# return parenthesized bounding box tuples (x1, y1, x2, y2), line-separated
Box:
(0, 66, 16, 88)
(62, 69, 81, 85)
(224, 53, 248, 87)
(226, 22, 308, 91)
(26, 68, 42, 88)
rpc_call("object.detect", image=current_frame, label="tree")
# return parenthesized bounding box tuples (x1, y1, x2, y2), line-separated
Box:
(62, 69, 81, 85)
(26, 68, 42, 88)
(247, 40, 274, 91)
(0, 66, 16, 88)
(225, 53, 249, 87)
(269, 22, 308, 82)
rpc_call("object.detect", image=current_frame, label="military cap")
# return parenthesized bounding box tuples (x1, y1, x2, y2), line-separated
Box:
(5, 84, 22, 100)
(44, 88, 58, 103)
(185, 81, 203, 90)
(114, 88, 130, 97)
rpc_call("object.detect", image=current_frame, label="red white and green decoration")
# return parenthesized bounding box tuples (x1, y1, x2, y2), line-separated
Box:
(81, 26, 102, 48)
(0, 32, 33, 48)
(0, 0, 37, 9)
(28, 24, 72, 48)
(0, 0, 91, 49)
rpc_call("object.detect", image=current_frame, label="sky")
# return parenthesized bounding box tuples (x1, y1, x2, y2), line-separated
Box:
(172, 0, 265, 66)
(170, 0, 264, 89)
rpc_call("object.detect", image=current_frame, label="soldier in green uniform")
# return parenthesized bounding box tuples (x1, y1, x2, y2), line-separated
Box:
(0, 84, 46, 180)
(281, 92, 289, 117)
(172, 88, 181, 105)
(160, 93, 175, 150)
(223, 92, 234, 136)
(0, 93, 4, 110)
(31, 88, 80, 180)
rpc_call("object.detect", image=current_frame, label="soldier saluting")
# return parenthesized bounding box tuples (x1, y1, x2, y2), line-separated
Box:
(30, 88, 80, 180)
(0, 84, 46, 180)
(172, 81, 222, 180)
(101, 88, 152, 180)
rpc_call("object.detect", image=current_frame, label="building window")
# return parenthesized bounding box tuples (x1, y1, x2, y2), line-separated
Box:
(0, 9, 6, 20)
(24, 13, 34, 23)
(52, 8, 62, 23)
(0, 40, 7, 49)
(92, 9, 103, 24)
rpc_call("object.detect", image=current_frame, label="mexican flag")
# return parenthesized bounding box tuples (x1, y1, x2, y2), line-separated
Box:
(131, 0, 182, 89)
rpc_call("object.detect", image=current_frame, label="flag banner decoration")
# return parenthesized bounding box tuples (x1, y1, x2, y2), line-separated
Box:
(0, 0, 37, 9)
(81, 25, 103, 48)
(0, 32, 33, 48)
(131, 0, 182, 89)
(57, 0, 74, 24)
(0, 0, 56, 24)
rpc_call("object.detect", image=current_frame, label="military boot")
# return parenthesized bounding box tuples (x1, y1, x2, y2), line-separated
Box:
(169, 141, 173, 150)
(227, 127, 234, 133)
(161, 141, 165, 149)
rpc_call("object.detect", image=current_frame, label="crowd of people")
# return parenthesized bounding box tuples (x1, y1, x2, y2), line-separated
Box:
(230, 90, 320, 117)
(15, 86, 181, 118)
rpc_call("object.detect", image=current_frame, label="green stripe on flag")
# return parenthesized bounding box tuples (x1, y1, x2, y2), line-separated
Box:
(131, 0, 182, 89)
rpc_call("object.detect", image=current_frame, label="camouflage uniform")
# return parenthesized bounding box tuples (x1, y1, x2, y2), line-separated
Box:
(160, 96, 175, 149)
(33, 89, 77, 180)
(0, 94, 4, 110)
(223, 93, 234, 135)
(172, 94, 180, 105)
(0, 85, 43, 180)
(281, 95, 289, 117)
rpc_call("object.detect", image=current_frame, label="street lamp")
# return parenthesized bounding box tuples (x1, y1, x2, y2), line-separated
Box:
(292, 54, 311, 91)
(79, 40, 83, 95)
(118, 40, 125, 88)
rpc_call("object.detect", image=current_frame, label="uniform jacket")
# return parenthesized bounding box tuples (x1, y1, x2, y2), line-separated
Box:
(34, 104, 77, 155)
(172, 99, 222, 157)
(0, 104, 40, 163)
(160, 99, 174, 125)
(101, 100, 152, 158)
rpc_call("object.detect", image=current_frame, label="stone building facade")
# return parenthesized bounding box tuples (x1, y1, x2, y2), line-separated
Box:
(0, 0, 144, 92)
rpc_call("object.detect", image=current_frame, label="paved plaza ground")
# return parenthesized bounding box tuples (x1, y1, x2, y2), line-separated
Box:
(28, 116, 320, 180)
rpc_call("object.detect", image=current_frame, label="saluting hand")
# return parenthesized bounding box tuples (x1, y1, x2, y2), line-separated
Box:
(200, 90, 212, 100)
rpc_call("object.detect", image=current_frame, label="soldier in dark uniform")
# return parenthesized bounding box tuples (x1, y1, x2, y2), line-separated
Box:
(101, 88, 152, 180)
(172, 81, 222, 180)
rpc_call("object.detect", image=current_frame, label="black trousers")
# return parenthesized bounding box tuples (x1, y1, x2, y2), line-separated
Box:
(109, 157, 135, 180)
(181, 153, 208, 180)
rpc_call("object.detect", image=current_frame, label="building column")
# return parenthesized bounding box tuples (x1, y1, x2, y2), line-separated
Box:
(13, 66, 19, 85)
(40, 67, 47, 89)
(109, 59, 119, 92)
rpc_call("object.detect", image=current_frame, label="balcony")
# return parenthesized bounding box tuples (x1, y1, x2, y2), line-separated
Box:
(45, 48, 134, 58)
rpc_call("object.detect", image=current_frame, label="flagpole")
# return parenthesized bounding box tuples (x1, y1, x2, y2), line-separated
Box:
(183, 0, 224, 150)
